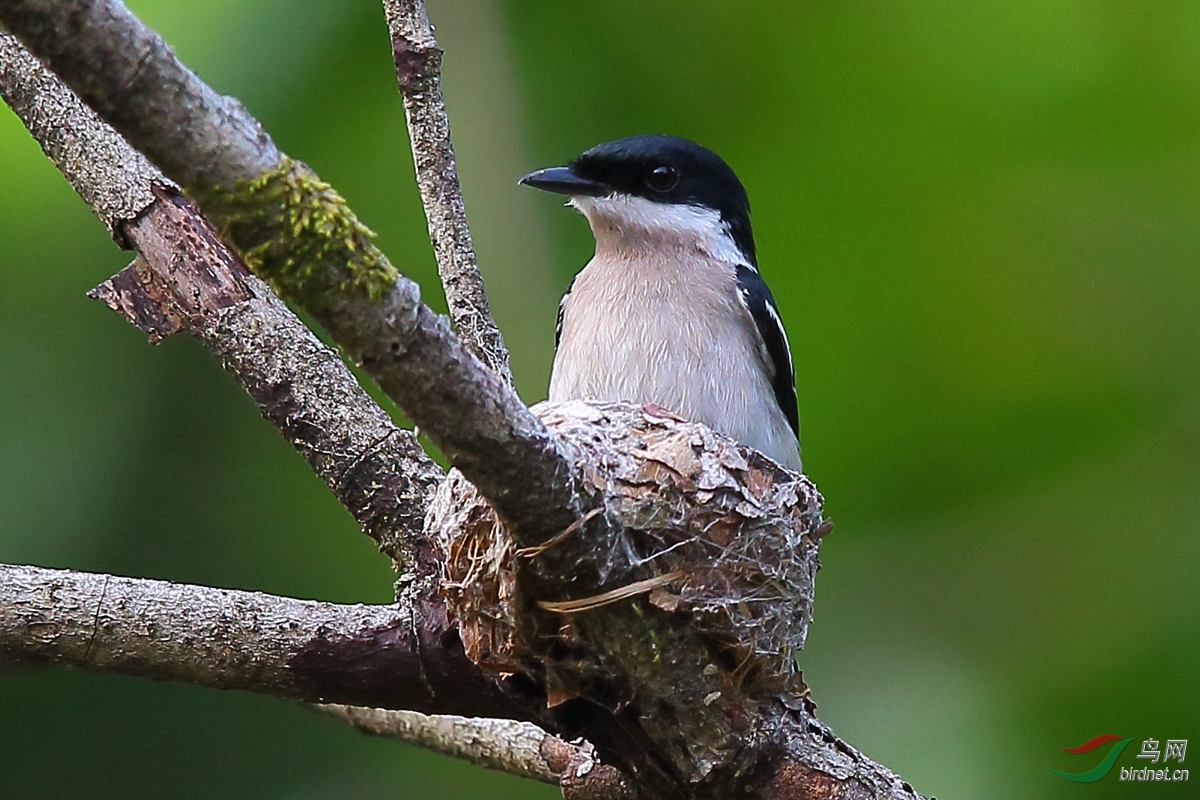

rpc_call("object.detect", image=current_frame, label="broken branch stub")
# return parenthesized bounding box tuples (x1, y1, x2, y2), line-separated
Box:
(426, 400, 826, 791)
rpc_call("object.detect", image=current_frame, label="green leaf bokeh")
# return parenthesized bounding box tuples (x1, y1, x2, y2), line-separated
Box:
(1, 1, 1197, 798)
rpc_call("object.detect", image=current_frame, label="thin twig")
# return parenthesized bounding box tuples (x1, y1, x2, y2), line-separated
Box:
(322, 706, 561, 784)
(383, 0, 512, 382)
(516, 507, 603, 559)
(536, 570, 686, 614)
(321, 706, 633, 798)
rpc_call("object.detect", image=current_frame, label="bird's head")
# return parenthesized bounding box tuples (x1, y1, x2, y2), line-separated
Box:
(520, 134, 756, 267)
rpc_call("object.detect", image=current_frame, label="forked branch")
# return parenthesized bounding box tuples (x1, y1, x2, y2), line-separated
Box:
(0, 0, 583, 546)
(0, 32, 438, 567)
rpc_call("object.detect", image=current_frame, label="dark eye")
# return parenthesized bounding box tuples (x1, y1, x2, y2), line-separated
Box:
(646, 164, 679, 192)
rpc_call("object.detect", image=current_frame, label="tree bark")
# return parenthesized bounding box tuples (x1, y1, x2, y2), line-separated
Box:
(0, 0, 583, 546)
(384, 0, 513, 382)
(0, 564, 524, 719)
(321, 705, 630, 797)
(0, 13, 582, 546)
(0, 32, 439, 568)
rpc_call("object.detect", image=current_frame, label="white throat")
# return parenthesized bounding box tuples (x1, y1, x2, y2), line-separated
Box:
(570, 194, 750, 267)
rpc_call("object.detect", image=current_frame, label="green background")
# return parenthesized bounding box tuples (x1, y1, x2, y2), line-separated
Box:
(2, 1, 1197, 797)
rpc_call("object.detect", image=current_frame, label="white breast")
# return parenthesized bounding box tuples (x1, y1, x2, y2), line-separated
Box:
(548, 195, 800, 471)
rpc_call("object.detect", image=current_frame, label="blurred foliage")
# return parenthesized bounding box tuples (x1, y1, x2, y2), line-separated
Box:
(1, 0, 1197, 798)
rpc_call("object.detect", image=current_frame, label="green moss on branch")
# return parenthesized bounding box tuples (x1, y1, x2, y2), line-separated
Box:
(192, 157, 399, 308)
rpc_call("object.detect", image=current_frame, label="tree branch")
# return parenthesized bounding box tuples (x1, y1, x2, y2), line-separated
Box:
(98, 190, 444, 568)
(383, 0, 512, 382)
(0, 0, 584, 545)
(0, 25, 610, 788)
(0, 1, 279, 191)
(0, 564, 525, 719)
(321, 706, 631, 799)
(0, 33, 440, 567)
(323, 706, 632, 799)
(323, 706, 561, 784)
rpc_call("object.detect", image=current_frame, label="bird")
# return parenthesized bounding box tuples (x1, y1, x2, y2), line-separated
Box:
(519, 134, 801, 472)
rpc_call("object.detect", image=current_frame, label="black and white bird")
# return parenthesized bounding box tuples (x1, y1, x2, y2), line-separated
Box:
(520, 135, 801, 472)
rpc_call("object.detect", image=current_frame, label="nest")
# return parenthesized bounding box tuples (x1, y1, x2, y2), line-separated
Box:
(426, 400, 826, 780)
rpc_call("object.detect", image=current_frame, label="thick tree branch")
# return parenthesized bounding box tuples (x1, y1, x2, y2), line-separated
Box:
(0, 564, 525, 719)
(97, 190, 444, 568)
(0, 2, 279, 191)
(383, 0, 512, 382)
(0, 33, 440, 567)
(0, 0, 584, 545)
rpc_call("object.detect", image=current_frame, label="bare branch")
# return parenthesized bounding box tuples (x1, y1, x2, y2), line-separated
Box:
(323, 706, 632, 799)
(0, 33, 440, 566)
(323, 707, 559, 785)
(765, 717, 925, 800)
(0, 2, 279, 191)
(0, 1, 584, 545)
(383, 0, 512, 382)
(96, 189, 444, 567)
(0, 564, 525, 719)
(0, 25, 156, 238)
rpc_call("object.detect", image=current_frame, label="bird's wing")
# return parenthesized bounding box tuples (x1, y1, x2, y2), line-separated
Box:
(555, 274, 576, 349)
(735, 264, 799, 437)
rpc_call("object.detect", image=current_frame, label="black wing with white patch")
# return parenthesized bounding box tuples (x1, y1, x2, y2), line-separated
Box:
(555, 275, 576, 349)
(735, 265, 799, 437)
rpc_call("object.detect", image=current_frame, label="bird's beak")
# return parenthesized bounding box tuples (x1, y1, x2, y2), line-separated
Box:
(518, 165, 610, 197)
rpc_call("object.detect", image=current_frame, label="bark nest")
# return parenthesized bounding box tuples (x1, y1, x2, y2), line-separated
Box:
(428, 400, 826, 786)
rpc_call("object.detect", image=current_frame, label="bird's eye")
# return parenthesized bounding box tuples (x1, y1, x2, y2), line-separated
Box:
(646, 164, 679, 193)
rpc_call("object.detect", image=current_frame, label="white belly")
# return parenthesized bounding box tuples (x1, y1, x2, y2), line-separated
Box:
(548, 254, 800, 471)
